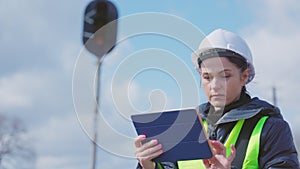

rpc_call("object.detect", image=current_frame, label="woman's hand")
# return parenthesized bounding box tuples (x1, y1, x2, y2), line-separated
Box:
(134, 135, 163, 169)
(203, 140, 236, 169)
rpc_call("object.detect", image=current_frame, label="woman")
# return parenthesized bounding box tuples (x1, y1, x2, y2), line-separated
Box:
(134, 29, 299, 169)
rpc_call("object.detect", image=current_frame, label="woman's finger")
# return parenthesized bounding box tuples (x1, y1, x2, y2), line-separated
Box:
(211, 140, 226, 155)
(136, 143, 163, 162)
(227, 144, 236, 162)
(137, 139, 160, 155)
(144, 147, 163, 160)
(134, 135, 146, 148)
(203, 159, 211, 168)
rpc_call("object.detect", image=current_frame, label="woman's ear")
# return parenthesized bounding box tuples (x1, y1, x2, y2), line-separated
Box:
(241, 68, 250, 85)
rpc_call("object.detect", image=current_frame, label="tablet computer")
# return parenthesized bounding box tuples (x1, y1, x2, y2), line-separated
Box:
(131, 108, 213, 162)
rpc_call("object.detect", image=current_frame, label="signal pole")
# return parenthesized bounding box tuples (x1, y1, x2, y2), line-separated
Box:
(272, 86, 277, 106)
(91, 58, 102, 169)
(82, 1, 118, 169)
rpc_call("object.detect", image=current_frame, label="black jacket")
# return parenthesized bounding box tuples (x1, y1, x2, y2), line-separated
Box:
(136, 97, 299, 169)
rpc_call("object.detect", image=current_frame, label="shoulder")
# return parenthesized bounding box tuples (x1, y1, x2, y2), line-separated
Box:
(258, 116, 300, 168)
(261, 116, 292, 143)
(241, 97, 283, 118)
(260, 116, 297, 158)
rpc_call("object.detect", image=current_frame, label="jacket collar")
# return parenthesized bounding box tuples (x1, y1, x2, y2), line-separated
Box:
(199, 97, 282, 125)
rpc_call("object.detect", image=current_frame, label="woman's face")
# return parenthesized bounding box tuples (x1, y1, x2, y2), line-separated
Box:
(200, 57, 249, 110)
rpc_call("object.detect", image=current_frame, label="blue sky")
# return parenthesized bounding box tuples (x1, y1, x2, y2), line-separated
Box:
(0, 0, 300, 169)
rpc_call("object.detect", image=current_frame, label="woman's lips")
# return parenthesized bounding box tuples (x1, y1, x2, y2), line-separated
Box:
(211, 94, 225, 99)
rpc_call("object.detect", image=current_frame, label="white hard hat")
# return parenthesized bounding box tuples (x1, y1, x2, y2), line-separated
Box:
(192, 29, 255, 83)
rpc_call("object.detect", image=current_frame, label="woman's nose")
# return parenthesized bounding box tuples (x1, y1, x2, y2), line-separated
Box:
(210, 77, 223, 90)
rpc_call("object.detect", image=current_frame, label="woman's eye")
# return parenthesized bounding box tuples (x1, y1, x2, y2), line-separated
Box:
(202, 75, 210, 80)
(222, 74, 231, 78)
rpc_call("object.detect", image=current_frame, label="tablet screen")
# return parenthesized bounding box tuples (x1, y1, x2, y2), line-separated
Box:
(131, 108, 212, 162)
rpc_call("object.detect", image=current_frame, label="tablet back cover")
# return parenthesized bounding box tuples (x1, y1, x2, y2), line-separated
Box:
(131, 108, 212, 162)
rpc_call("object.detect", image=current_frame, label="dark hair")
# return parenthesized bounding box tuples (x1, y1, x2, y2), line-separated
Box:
(227, 56, 248, 72)
(226, 56, 248, 93)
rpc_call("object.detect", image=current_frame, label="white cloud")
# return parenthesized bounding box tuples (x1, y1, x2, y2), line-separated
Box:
(32, 113, 91, 169)
(0, 73, 33, 108)
(245, 0, 300, 34)
(241, 0, 300, 150)
(0, 71, 51, 109)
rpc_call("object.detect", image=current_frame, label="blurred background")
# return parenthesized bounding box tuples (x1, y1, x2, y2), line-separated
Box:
(0, 0, 299, 168)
